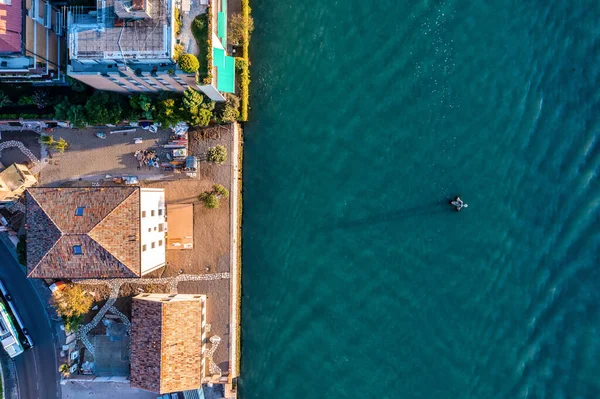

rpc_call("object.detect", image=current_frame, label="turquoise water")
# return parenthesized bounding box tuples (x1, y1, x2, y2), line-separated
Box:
(241, 1, 600, 398)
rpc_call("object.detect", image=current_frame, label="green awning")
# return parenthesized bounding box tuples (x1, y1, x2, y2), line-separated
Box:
(213, 47, 225, 68)
(217, 12, 226, 47)
(217, 55, 235, 93)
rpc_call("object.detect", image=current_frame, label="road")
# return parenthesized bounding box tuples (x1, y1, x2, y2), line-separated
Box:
(0, 237, 60, 399)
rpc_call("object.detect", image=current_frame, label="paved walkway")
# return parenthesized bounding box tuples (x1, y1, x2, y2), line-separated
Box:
(229, 122, 241, 378)
(76, 273, 230, 355)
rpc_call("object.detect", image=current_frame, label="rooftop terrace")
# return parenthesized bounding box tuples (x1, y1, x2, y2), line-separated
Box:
(68, 0, 173, 60)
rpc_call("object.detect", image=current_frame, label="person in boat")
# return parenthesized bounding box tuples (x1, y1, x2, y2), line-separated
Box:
(450, 196, 468, 211)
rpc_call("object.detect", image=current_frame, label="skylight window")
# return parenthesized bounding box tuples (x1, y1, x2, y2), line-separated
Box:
(75, 207, 85, 216)
(73, 245, 83, 255)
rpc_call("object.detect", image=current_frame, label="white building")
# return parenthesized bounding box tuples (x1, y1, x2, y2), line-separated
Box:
(139, 188, 167, 274)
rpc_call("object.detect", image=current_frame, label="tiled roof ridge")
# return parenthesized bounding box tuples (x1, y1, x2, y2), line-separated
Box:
(26, 190, 63, 277)
(88, 187, 139, 272)
(87, 187, 138, 233)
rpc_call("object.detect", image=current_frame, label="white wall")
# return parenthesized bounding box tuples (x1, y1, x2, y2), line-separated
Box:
(199, 84, 226, 102)
(139, 188, 166, 274)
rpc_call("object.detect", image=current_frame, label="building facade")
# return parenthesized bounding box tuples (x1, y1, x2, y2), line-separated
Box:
(0, 164, 37, 203)
(0, 0, 66, 83)
(66, 0, 198, 93)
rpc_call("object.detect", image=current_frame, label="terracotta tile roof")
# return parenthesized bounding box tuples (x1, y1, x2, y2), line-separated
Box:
(25, 187, 142, 278)
(0, 2, 23, 53)
(130, 296, 204, 394)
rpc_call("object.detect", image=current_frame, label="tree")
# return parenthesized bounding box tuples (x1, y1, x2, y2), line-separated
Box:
(173, 44, 185, 61)
(129, 94, 155, 120)
(217, 94, 240, 123)
(188, 107, 212, 127)
(0, 91, 11, 108)
(67, 104, 86, 128)
(199, 191, 220, 209)
(156, 97, 182, 127)
(85, 92, 123, 125)
(182, 88, 204, 109)
(51, 284, 94, 332)
(213, 184, 229, 198)
(39, 134, 55, 146)
(54, 97, 69, 120)
(182, 89, 213, 126)
(206, 145, 227, 164)
(178, 53, 200, 73)
(59, 363, 70, 377)
(32, 90, 50, 109)
(199, 185, 229, 209)
(18, 96, 36, 106)
(228, 13, 254, 45)
(53, 137, 69, 153)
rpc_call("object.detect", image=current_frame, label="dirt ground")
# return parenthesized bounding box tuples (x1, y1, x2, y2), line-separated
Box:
(179, 279, 231, 373)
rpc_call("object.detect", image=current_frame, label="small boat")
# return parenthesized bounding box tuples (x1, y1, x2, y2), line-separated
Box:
(450, 196, 468, 211)
(95, 132, 106, 139)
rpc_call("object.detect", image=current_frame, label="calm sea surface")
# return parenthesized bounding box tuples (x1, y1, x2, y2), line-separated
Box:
(241, 1, 600, 398)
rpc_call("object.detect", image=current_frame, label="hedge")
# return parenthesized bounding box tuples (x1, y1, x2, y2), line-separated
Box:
(0, 113, 55, 120)
(235, 58, 250, 122)
(239, 0, 251, 121)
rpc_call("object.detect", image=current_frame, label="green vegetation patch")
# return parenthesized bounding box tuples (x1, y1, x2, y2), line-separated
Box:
(192, 13, 212, 84)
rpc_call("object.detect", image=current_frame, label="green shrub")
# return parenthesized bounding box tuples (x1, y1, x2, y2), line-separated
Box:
(228, 13, 254, 45)
(173, 44, 185, 61)
(213, 184, 229, 198)
(218, 94, 240, 123)
(53, 137, 69, 153)
(174, 7, 182, 37)
(188, 107, 212, 127)
(206, 145, 227, 164)
(178, 53, 200, 73)
(85, 92, 123, 125)
(39, 134, 54, 146)
(199, 191, 219, 209)
(18, 96, 36, 106)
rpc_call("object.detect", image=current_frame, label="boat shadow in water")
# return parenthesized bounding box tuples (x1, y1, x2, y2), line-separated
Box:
(322, 200, 452, 232)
